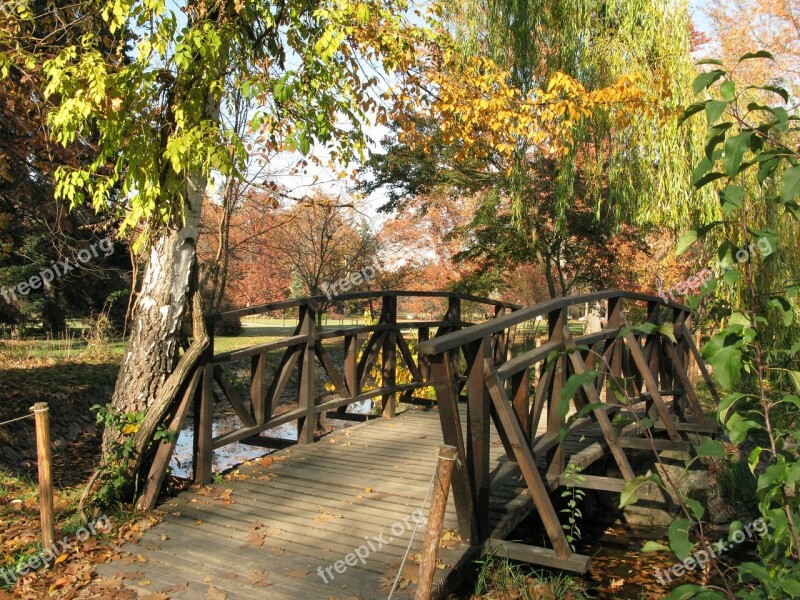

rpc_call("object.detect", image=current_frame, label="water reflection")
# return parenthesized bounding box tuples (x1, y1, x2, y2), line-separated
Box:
(170, 399, 373, 477)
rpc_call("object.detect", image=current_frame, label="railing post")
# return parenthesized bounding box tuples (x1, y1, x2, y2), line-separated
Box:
(194, 316, 215, 485)
(250, 352, 266, 424)
(32, 403, 55, 548)
(381, 295, 397, 417)
(645, 300, 661, 420)
(298, 304, 317, 444)
(344, 334, 358, 397)
(607, 296, 623, 404)
(446, 296, 461, 393)
(546, 308, 566, 477)
(466, 337, 490, 540)
(418, 326, 430, 381)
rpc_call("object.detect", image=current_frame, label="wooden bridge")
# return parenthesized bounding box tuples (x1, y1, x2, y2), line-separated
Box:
(98, 290, 719, 598)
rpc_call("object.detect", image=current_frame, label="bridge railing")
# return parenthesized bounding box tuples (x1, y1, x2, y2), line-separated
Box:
(417, 290, 719, 564)
(187, 291, 519, 486)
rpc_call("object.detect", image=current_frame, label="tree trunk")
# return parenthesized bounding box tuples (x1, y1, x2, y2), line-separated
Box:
(102, 92, 219, 462)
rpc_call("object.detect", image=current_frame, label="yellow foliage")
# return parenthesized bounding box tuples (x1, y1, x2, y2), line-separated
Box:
(391, 20, 660, 173)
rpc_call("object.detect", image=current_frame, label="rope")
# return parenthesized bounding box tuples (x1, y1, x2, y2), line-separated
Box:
(387, 452, 459, 600)
(0, 413, 34, 427)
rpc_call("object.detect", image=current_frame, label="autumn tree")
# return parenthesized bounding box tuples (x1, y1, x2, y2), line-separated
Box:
(2, 0, 428, 499)
(0, 1, 130, 335)
(272, 197, 379, 314)
(370, 0, 715, 300)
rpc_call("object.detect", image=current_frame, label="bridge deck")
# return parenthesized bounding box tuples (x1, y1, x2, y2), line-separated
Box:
(98, 408, 619, 599)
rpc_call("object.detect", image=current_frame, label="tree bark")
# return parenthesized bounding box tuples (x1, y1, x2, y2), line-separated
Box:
(102, 92, 220, 462)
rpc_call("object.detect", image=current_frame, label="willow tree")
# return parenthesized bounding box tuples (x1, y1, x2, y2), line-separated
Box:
(384, 0, 715, 298)
(3, 0, 423, 498)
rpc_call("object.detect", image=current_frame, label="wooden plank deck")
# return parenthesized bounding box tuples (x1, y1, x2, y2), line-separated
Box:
(97, 407, 629, 599)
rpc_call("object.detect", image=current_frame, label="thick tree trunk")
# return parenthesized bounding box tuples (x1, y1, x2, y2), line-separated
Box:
(102, 98, 219, 460)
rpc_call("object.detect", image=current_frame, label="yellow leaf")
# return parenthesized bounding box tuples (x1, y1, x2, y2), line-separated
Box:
(54, 553, 68, 564)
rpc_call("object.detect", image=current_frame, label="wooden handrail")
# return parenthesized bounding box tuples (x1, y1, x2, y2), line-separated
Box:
(207, 290, 521, 322)
(418, 290, 686, 356)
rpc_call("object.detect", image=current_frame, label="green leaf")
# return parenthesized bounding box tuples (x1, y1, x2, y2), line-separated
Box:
(748, 446, 764, 474)
(693, 171, 727, 189)
(705, 100, 728, 124)
(663, 584, 703, 600)
(679, 101, 706, 126)
(702, 330, 743, 389)
(641, 540, 669, 552)
(676, 229, 699, 255)
(720, 80, 736, 100)
(760, 85, 790, 103)
(739, 50, 775, 62)
(788, 370, 800, 395)
(696, 58, 724, 66)
(619, 475, 651, 508)
(719, 184, 744, 216)
(684, 497, 705, 520)
(767, 296, 794, 326)
(561, 371, 600, 409)
(668, 517, 693, 561)
(729, 418, 762, 444)
(676, 222, 722, 255)
(781, 165, 800, 204)
(723, 131, 754, 176)
(693, 70, 726, 95)
(722, 268, 741, 285)
(780, 579, 800, 596)
(695, 439, 726, 458)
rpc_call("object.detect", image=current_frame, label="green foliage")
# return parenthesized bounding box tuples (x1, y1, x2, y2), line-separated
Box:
(664, 51, 800, 598)
(473, 550, 589, 599)
(559, 463, 585, 551)
(90, 403, 176, 505)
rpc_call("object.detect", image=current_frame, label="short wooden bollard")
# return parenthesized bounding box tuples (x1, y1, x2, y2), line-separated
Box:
(415, 445, 457, 600)
(32, 402, 55, 548)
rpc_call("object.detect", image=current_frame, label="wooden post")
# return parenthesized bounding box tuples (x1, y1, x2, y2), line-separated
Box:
(415, 445, 457, 600)
(298, 304, 317, 444)
(32, 403, 55, 548)
(381, 296, 397, 418)
(195, 316, 215, 484)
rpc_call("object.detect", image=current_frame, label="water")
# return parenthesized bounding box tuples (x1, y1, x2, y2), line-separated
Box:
(169, 399, 373, 478)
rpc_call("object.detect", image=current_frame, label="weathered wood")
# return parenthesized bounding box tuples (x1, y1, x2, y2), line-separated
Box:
(213, 365, 257, 428)
(511, 367, 530, 439)
(485, 539, 590, 573)
(564, 332, 635, 481)
(250, 352, 267, 423)
(138, 367, 202, 509)
(314, 340, 348, 398)
(195, 322, 215, 484)
(298, 306, 317, 444)
(483, 360, 573, 559)
(32, 403, 54, 548)
(548, 473, 628, 493)
(382, 296, 398, 418)
(467, 338, 491, 539)
(622, 331, 682, 442)
(416, 445, 457, 600)
(546, 309, 566, 477)
(429, 353, 478, 545)
(660, 339, 708, 425)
